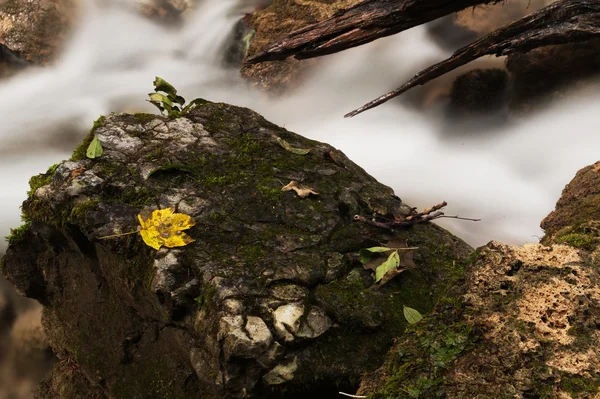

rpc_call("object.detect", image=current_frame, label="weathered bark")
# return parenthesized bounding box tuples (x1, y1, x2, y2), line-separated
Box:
(245, 0, 499, 64)
(346, 0, 600, 117)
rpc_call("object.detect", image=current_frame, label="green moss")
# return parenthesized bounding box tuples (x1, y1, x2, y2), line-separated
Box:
(560, 374, 600, 397)
(203, 175, 232, 186)
(144, 147, 163, 161)
(133, 113, 158, 124)
(5, 220, 31, 245)
(68, 199, 100, 224)
(71, 116, 106, 161)
(237, 244, 267, 266)
(364, 245, 477, 399)
(256, 184, 282, 203)
(195, 284, 217, 312)
(27, 168, 55, 196)
(555, 233, 596, 251)
(118, 186, 156, 208)
(91, 116, 107, 132)
(372, 319, 474, 399)
(71, 132, 96, 161)
(198, 107, 229, 134)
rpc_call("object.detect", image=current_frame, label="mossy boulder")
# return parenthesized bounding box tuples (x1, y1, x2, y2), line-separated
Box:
(541, 161, 600, 248)
(242, 0, 362, 93)
(357, 241, 600, 398)
(2, 100, 471, 398)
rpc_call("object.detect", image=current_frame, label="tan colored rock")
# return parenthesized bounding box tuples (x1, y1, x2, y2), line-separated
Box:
(136, 0, 197, 23)
(454, 0, 554, 36)
(242, 0, 362, 93)
(358, 241, 600, 398)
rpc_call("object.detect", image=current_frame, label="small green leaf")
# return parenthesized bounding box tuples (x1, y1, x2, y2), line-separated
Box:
(149, 92, 174, 107)
(359, 246, 393, 264)
(171, 94, 186, 107)
(182, 98, 208, 113)
(403, 305, 423, 324)
(359, 249, 373, 264)
(375, 250, 399, 282)
(276, 137, 312, 155)
(153, 77, 178, 97)
(86, 135, 103, 159)
(363, 246, 394, 253)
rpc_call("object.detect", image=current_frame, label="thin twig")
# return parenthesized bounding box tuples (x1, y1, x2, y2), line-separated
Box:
(438, 215, 481, 222)
(353, 215, 394, 231)
(98, 230, 138, 239)
(405, 201, 447, 221)
(339, 392, 367, 399)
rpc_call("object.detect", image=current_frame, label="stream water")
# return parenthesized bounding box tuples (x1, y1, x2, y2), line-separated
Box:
(1, 0, 598, 252)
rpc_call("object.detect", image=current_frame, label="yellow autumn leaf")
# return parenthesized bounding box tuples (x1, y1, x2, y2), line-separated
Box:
(137, 208, 195, 250)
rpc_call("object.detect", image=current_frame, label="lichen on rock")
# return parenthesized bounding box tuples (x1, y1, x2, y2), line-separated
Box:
(2, 100, 471, 398)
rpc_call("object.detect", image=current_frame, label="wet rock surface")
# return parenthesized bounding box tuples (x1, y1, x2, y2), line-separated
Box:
(449, 68, 509, 114)
(1, 101, 471, 398)
(242, 0, 363, 92)
(223, 15, 254, 68)
(0, 0, 78, 64)
(358, 241, 600, 398)
(506, 39, 600, 111)
(136, 0, 197, 23)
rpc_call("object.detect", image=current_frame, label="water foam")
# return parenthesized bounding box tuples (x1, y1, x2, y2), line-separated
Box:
(0, 0, 596, 252)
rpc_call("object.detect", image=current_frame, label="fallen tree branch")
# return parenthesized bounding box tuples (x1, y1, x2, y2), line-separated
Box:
(345, 0, 600, 117)
(245, 0, 499, 64)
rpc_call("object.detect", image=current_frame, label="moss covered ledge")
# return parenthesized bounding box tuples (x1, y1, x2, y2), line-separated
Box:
(357, 242, 600, 399)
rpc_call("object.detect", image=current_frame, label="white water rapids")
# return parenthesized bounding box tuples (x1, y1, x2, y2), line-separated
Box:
(1, 0, 598, 252)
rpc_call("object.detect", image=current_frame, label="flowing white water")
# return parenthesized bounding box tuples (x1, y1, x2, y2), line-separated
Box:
(0, 0, 597, 252)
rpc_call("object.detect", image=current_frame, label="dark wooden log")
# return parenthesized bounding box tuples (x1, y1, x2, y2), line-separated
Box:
(346, 0, 600, 117)
(244, 0, 499, 64)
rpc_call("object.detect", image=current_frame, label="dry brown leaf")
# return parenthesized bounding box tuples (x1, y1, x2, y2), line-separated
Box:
(281, 181, 318, 198)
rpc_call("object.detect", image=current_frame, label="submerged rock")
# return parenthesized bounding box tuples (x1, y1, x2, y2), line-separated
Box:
(136, 0, 197, 23)
(223, 15, 254, 68)
(506, 39, 600, 112)
(449, 68, 509, 114)
(2, 100, 471, 398)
